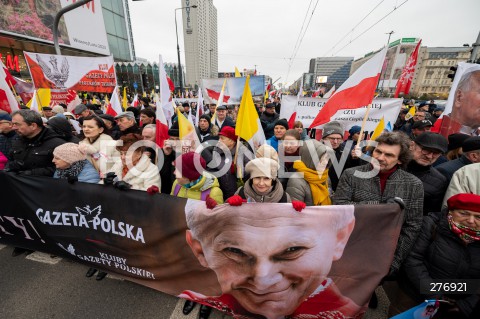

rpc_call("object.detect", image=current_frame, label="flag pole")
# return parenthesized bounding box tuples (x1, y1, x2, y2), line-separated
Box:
(234, 136, 242, 178)
(7, 80, 19, 98)
(358, 104, 372, 145)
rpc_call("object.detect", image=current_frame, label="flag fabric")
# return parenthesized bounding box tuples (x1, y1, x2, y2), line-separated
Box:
(122, 87, 128, 110)
(323, 85, 336, 98)
(105, 86, 123, 117)
(288, 112, 297, 129)
(234, 67, 241, 77)
(27, 89, 51, 112)
(235, 75, 266, 151)
(194, 88, 204, 127)
(132, 94, 139, 108)
(297, 77, 304, 98)
(177, 108, 201, 153)
(0, 60, 19, 113)
(312, 86, 326, 98)
(210, 78, 228, 124)
(92, 96, 98, 104)
(370, 116, 386, 141)
(155, 55, 172, 147)
(394, 40, 422, 98)
(206, 88, 230, 104)
(309, 48, 387, 128)
(405, 105, 416, 121)
(29, 90, 41, 113)
(143, 91, 147, 98)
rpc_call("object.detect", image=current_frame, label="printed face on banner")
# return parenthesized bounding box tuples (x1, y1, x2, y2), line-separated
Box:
(185, 203, 355, 318)
(439, 64, 480, 137)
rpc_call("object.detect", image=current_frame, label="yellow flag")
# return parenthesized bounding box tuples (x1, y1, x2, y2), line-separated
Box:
(122, 87, 128, 110)
(27, 88, 51, 111)
(92, 97, 98, 104)
(234, 67, 241, 77)
(142, 91, 147, 98)
(370, 116, 386, 141)
(264, 89, 269, 103)
(405, 106, 416, 121)
(236, 75, 265, 148)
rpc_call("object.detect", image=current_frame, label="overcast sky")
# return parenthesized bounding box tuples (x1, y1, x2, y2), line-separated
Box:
(128, 0, 480, 87)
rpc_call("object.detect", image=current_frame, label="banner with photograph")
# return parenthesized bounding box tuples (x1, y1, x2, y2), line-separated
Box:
(0, 172, 403, 318)
(280, 95, 402, 137)
(0, 0, 109, 55)
(433, 62, 480, 137)
(24, 52, 116, 93)
(201, 76, 265, 105)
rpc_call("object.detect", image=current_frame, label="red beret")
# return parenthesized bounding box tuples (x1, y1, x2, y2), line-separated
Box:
(218, 126, 237, 141)
(174, 152, 206, 181)
(447, 193, 480, 213)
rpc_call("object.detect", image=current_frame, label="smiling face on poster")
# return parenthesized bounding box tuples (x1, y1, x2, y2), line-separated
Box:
(438, 63, 480, 137)
(184, 202, 360, 318)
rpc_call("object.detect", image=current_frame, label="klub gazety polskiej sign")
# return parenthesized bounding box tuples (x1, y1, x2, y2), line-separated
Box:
(24, 52, 116, 93)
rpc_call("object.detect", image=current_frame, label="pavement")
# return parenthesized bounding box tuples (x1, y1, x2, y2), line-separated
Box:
(0, 244, 390, 319)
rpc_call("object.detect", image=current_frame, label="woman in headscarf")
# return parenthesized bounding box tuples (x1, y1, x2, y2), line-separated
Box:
(52, 143, 100, 183)
(236, 157, 291, 203)
(286, 139, 331, 206)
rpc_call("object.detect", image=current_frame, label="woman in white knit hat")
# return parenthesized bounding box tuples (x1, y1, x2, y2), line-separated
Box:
(235, 157, 291, 203)
(52, 143, 100, 184)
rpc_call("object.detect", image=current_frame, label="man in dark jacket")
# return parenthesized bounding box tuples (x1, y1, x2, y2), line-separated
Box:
(115, 111, 141, 137)
(6, 110, 65, 177)
(0, 112, 16, 161)
(333, 131, 423, 275)
(196, 114, 218, 143)
(214, 105, 235, 130)
(436, 136, 480, 181)
(406, 132, 448, 215)
(47, 117, 80, 143)
(260, 103, 279, 139)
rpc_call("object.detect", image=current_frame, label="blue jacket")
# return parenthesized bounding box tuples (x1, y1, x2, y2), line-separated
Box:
(267, 136, 280, 152)
(54, 161, 100, 184)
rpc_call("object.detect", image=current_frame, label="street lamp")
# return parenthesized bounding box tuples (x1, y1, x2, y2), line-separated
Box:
(175, 5, 197, 95)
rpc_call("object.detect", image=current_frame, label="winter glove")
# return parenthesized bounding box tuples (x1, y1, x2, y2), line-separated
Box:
(103, 172, 117, 186)
(226, 195, 244, 206)
(114, 181, 132, 191)
(67, 175, 78, 184)
(292, 200, 306, 212)
(146, 185, 159, 195)
(5, 161, 24, 173)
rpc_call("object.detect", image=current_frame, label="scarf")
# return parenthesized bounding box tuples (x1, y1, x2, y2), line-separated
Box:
(57, 160, 87, 179)
(448, 213, 480, 244)
(293, 160, 331, 206)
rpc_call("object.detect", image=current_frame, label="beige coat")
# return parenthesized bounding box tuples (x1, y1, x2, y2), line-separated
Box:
(442, 163, 480, 208)
(80, 133, 120, 175)
(107, 154, 161, 191)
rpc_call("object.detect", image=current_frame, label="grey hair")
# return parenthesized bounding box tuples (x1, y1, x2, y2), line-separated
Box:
(143, 124, 156, 132)
(12, 109, 43, 126)
(456, 69, 480, 92)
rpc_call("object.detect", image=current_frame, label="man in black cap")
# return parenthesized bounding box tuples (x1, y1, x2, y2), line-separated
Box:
(42, 106, 53, 119)
(436, 136, 480, 181)
(321, 121, 346, 192)
(98, 113, 121, 140)
(115, 111, 141, 136)
(196, 114, 217, 143)
(214, 105, 235, 130)
(407, 132, 448, 215)
(267, 118, 289, 152)
(259, 103, 279, 139)
(73, 103, 94, 123)
(410, 119, 433, 139)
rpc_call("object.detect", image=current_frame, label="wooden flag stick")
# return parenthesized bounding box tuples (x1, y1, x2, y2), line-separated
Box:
(234, 136, 242, 178)
(358, 103, 372, 146)
(7, 80, 18, 98)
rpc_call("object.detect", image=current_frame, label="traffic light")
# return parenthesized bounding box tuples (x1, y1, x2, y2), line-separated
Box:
(447, 66, 457, 82)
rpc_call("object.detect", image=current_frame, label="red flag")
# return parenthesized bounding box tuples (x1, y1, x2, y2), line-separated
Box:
(394, 40, 422, 98)
(288, 112, 297, 129)
(0, 60, 19, 113)
(206, 88, 230, 103)
(166, 75, 175, 92)
(309, 48, 387, 128)
(105, 86, 123, 117)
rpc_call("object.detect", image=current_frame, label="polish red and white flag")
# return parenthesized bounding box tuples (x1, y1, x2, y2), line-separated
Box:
(105, 86, 123, 117)
(310, 47, 387, 128)
(155, 55, 171, 148)
(0, 60, 19, 113)
(323, 85, 336, 99)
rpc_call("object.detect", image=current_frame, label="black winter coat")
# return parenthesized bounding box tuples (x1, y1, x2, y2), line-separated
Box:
(436, 155, 472, 182)
(407, 161, 448, 215)
(7, 128, 65, 176)
(402, 211, 480, 318)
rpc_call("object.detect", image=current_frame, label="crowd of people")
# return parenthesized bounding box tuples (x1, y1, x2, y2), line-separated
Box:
(0, 90, 479, 319)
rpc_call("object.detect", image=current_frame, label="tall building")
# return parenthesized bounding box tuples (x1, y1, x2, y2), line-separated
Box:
(182, 0, 218, 90)
(102, 0, 136, 62)
(309, 57, 354, 89)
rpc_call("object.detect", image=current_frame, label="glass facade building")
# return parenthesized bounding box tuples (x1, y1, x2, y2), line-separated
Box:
(101, 0, 135, 62)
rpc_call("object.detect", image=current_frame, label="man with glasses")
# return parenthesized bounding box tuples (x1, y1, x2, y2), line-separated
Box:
(410, 119, 433, 139)
(0, 112, 16, 161)
(322, 121, 345, 192)
(407, 132, 448, 215)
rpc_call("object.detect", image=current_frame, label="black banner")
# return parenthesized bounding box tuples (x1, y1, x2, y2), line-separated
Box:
(0, 172, 403, 318)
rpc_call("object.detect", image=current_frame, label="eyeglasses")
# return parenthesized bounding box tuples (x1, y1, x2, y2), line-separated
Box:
(416, 145, 441, 156)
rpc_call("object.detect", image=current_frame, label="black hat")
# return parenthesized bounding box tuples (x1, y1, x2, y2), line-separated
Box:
(42, 106, 52, 111)
(199, 114, 211, 122)
(98, 113, 115, 123)
(216, 105, 227, 110)
(462, 136, 480, 153)
(414, 132, 448, 153)
(168, 121, 179, 137)
(400, 109, 409, 114)
(182, 102, 190, 107)
(274, 118, 289, 130)
(265, 103, 275, 108)
(447, 133, 470, 151)
(412, 120, 433, 129)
